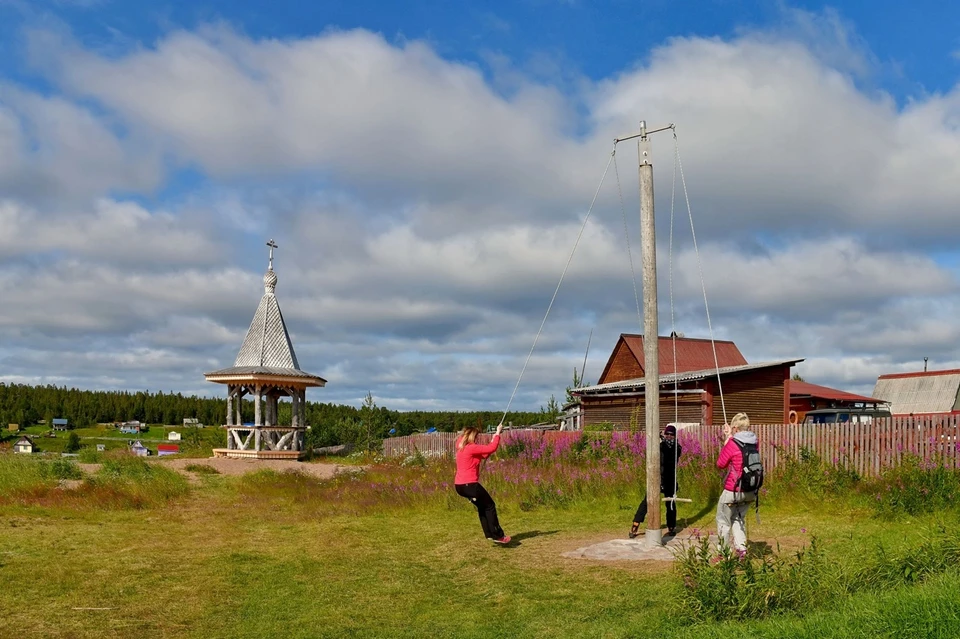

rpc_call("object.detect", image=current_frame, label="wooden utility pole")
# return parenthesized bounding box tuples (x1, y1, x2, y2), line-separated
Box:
(614, 120, 674, 548)
(638, 121, 661, 548)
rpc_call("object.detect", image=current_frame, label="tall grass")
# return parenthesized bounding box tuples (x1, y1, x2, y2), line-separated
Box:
(0, 455, 56, 496)
(675, 529, 960, 623)
(0, 453, 189, 509)
(85, 456, 190, 508)
(867, 455, 960, 515)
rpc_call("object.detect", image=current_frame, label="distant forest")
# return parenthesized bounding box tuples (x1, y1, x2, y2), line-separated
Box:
(0, 383, 549, 448)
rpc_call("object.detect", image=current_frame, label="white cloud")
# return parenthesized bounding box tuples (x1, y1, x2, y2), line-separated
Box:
(0, 198, 223, 264)
(0, 84, 163, 201)
(3, 19, 960, 409)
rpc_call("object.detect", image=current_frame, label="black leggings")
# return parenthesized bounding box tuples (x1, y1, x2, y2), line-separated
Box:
(633, 485, 678, 531)
(455, 483, 504, 539)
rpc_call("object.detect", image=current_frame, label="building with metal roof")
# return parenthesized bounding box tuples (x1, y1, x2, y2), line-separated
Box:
(572, 332, 802, 429)
(872, 369, 960, 416)
(205, 240, 326, 459)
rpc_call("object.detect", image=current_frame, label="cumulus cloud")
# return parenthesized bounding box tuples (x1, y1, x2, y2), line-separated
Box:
(0, 85, 163, 202)
(3, 16, 960, 409)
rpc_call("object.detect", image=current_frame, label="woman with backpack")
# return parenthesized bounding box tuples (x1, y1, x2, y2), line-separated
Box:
(454, 423, 511, 545)
(715, 412, 760, 553)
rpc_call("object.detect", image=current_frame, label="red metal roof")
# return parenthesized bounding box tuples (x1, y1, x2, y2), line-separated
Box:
(878, 368, 960, 380)
(789, 380, 884, 404)
(157, 444, 180, 451)
(619, 334, 747, 374)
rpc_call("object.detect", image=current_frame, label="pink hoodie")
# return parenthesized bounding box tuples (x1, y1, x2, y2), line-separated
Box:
(454, 435, 500, 484)
(716, 431, 758, 491)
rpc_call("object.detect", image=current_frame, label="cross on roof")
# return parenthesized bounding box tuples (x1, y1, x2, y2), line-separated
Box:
(266, 239, 278, 270)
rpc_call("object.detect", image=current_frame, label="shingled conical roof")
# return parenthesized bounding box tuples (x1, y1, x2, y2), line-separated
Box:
(204, 247, 325, 386)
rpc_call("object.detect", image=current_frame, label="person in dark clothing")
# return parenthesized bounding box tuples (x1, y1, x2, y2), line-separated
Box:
(629, 425, 683, 538)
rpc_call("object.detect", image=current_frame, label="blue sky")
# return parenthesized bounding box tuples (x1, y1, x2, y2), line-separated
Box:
(1, 0, 960, 411)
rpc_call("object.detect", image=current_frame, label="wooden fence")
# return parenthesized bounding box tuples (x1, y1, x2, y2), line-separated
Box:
(382, 416, 960, 478)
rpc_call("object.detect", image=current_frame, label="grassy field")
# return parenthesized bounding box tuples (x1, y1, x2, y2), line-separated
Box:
(1, 441, 960, 638)
(2, 424, 223, 457)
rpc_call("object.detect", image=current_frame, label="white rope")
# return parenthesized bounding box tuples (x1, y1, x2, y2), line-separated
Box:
(674, 129, 728, 426)
(668, 131, 681, 500)
(613, 148, 643, 329)
(500, 146, 617, 422)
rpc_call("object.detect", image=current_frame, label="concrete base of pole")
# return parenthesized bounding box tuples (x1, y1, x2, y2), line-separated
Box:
(645, 529, 663, 549)
(563, 533, 721, 562)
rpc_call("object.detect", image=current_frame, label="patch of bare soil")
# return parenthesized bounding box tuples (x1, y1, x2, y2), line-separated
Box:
(157, 457, 354, 479)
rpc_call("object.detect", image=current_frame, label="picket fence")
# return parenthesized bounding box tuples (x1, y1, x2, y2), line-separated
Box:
(382, 416, 960, 478)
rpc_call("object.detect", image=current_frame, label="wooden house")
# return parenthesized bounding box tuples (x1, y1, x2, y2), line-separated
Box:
(52, 418, 69, 431)
(14, 436, 34, 454)
(8, 423, 19, 432)
(157, 444, 180, 457)
(168, 431, 182, 441)
(572, 334, 801, 429)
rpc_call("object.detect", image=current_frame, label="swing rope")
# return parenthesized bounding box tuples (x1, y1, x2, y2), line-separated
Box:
(673, 129, 729, 427)
(499, 146, 617, 423)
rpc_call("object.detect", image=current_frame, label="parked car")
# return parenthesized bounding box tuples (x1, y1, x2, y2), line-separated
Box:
(803, 407, 892, 425)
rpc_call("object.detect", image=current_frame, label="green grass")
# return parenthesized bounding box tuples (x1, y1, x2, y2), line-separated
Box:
(1, 456, 959, 638)
(1, 424, 224, 458)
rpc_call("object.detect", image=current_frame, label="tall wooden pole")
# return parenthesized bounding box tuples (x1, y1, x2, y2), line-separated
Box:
(639, 121, 662, 548)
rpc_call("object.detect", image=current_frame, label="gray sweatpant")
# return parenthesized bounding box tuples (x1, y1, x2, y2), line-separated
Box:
(716, 489, 755, 552)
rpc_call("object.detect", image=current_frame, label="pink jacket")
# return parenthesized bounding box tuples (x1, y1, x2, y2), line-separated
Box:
(454, 435, 500, 484)
(716, 431, 757, 491)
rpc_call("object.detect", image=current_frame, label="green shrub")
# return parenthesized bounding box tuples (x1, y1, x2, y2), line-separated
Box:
(675, 535, 834, 622)
(767, 446, 860, 500)
(46, 458, 82, 480)
(583, 422, 615, 432)
(65, 432, 81, 453)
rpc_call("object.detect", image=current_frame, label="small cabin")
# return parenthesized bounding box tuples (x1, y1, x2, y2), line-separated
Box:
(168, 431, 182, 441)
(183, 418, 203, 428)
(14, 436, 34, 454)
(130, 440, 150, 457)
(157, 444, 180, 457)
(52, 418, 69, 431)
(119, 421, 143, 435)
(8, 423, 19, 432)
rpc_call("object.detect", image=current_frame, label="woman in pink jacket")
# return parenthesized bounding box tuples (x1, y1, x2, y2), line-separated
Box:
(455, 423, 510, 544)
(715, 412, 758, 553)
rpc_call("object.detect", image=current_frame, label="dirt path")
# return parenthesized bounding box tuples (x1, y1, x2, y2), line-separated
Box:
(160, 457, 352, 478)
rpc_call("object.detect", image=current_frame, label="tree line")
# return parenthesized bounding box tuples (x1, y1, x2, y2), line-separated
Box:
(0, 383, 548, 448)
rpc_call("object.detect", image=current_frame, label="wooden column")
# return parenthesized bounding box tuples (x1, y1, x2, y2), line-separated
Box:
(299, 388, 306, 428)
(226, 386, 234, 426)
(235, 388, 244, 425)
(291, 389, 300, 428)
(254, 385, 262, 427)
